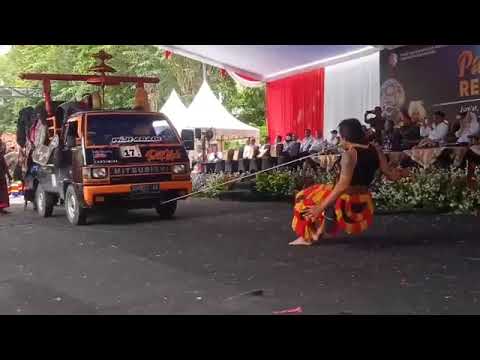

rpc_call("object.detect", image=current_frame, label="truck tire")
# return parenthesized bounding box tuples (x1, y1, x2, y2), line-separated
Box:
(155, 200, 177, 219)
(35, 184, 55, 218)
(65, 185, 87, 225)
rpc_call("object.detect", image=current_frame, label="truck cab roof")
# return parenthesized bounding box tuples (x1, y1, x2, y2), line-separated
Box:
(66, 110, 169, 122)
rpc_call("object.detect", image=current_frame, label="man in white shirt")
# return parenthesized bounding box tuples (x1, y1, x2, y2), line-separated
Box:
(242, 138, 256, 159)
(417, 111, 449, 147)
(327, 130, 340, 146)
(309, 130, 325, 153)
(456, 111, 480, 144)
(257, 136, 271, 158)
(281, 133, 301, 158)
(300, 129, 314, 153)
(283, 133, 295, 153)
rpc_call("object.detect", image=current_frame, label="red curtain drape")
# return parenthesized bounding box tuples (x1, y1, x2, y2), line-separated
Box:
(266, 68, 325, 143)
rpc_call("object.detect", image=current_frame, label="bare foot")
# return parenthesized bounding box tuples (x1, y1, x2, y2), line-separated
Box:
(312, 231, 323, 242)
(289, 237, 312, 246)
(312, 221, 325, 242)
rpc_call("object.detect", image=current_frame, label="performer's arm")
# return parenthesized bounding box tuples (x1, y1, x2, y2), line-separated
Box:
(305, 149, 356, 219)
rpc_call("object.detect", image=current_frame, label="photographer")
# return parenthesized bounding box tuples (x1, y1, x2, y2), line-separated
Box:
(364, 106, 385, 144)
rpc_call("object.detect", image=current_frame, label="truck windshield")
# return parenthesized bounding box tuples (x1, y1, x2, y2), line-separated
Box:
(86, 114, 179, 146)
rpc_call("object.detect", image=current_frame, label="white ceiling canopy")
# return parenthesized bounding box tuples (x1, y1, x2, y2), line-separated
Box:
(157, 45, 380, 82)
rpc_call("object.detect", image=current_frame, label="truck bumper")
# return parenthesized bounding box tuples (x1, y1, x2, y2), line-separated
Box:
(83, 181, 192, 207)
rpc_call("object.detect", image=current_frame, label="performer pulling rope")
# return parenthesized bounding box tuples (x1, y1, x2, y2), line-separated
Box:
(290, 119, 409, 246)
(161, 117, 409, 248)
(161, 119, 409, 247)
(159, 152, 331, 206)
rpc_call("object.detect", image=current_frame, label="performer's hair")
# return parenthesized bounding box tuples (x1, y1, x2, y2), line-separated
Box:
(434, 111, 446, 118)
(338, 118, 367, 144)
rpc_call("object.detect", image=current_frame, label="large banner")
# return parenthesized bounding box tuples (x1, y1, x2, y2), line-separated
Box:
(380, 45, 480, 123)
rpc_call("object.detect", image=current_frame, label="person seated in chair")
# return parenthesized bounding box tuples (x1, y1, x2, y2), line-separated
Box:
(455, 111, 479, 145)
(309, 130, 326, 154)
(243, 137, 259, 159)
(416, 111, 449, 148)
(282, 133, 295, 156)
(286, 135, 301, 158)
(258, 136, 271, 158)
(270, 135, 284, 159)
(207, 144, 223, 163)
(327, 130, 340, 147)
(299, 129, 314, 155)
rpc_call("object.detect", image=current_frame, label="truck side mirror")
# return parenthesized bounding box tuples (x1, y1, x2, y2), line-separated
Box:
(181, 129, 195, 150)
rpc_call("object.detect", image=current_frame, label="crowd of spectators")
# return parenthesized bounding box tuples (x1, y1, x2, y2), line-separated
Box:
(364, 104, 480, 151)
(191, 104, 480, 174)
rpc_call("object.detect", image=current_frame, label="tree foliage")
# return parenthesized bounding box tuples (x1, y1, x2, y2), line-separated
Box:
(0, 45, 266, 134)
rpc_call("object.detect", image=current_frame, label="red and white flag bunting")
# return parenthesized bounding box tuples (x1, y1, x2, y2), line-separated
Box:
(226, 70, 264, 88)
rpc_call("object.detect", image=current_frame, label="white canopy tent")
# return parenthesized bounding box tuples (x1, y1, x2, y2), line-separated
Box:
(160, 89, 188, 133)
(181, 80, 260, 142)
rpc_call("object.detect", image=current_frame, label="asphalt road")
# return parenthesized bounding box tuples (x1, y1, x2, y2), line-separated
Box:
(1, 198, 480, 314)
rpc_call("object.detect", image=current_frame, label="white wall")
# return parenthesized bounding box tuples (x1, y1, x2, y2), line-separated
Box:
(324, 52, 380, 135)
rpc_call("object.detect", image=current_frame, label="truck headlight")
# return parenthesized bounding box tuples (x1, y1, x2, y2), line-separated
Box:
(172, 164, 186, 174)
(92, 168, 108, 179)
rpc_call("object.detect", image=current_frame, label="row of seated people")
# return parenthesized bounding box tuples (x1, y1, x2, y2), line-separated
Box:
(197, 130, 341, 173)
(368, 109, 480, 151)
(370, 109, 480, 169)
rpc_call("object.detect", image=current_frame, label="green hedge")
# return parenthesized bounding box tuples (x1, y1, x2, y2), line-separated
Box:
(192, 166, 480, 215)
(192, 172, 238, 198)
(372, 167, 480, 214)
(255, 168, 337, 196)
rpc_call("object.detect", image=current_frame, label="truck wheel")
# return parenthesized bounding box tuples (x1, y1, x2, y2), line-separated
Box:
(65, 185, 87, 225)
(156, 200, 177, 219)
(35, 185, 55, 218)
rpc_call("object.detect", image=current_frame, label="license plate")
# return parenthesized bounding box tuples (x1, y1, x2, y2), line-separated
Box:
(131, 184, 161, 193)
(120, 145, 142, 159)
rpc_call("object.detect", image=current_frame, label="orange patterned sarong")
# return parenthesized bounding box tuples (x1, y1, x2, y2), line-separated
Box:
(291, 184, 374, 242)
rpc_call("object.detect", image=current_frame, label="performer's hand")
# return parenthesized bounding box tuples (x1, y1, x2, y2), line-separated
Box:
(305, 205, 324, 220)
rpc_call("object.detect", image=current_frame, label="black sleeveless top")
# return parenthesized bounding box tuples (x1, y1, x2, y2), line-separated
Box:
(337, 144, 380, 187)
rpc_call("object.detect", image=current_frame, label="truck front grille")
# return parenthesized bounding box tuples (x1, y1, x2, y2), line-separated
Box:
(110, 174, 172, 184)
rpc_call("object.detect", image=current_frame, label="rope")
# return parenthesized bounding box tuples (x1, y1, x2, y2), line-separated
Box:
(159, 152, 332, 205)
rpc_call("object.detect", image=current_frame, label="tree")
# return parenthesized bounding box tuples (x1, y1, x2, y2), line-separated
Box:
(0, 46, 266, 135)
(0, 45, 175, 131)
